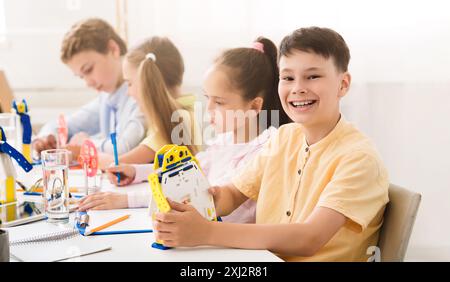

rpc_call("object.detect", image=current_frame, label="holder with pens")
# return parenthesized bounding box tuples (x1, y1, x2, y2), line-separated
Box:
(148, 145, 218, 250)
(0, 126, 33, 204)
(77, 140, 101, 195)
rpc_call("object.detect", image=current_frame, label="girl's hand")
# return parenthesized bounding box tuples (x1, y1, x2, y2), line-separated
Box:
(153, 199, 212, 247)
(77, 192, 128, 211)
(208, 184, 249, 217)
(106, 164, 136, 186)
(63, 144, 80, 161)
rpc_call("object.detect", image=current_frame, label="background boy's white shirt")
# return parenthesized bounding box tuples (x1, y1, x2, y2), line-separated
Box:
(38, 83, 147, 155)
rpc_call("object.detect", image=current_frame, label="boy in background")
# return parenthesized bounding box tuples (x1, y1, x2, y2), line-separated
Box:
(34, 18, 146, 159)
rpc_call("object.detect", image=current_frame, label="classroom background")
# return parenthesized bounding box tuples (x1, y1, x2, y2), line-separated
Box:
(0, 0, 449, 261)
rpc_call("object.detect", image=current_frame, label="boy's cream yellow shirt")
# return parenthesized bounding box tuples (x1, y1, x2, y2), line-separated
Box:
(232, 116, 389, 262)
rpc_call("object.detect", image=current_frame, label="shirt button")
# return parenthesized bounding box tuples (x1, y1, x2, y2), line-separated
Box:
(286, 211, 291, 217)
(305, 147, 309, 153)
(298, 169, 302, 175)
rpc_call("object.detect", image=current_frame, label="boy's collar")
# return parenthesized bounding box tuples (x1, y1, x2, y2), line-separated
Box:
(301, 115, 347, 153)
(105, 82, 128, 105)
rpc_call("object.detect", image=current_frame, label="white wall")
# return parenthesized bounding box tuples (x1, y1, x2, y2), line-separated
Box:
(1, 0, 449, 260)
(0, 0, 116, 89)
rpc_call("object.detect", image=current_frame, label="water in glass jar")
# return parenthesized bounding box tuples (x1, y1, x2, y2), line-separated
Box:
(43, 165, 69, 223)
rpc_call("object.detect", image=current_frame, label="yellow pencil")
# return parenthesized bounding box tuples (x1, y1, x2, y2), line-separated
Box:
(84, 214, 131, 236)
(32, 187, 81, 193)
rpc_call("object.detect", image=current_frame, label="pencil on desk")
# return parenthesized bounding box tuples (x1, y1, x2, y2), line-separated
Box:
(32, 187, 81, 193)
(23, 191, 84, 199)
(15, 180, 27, 191)
(84, 214, 131, 236)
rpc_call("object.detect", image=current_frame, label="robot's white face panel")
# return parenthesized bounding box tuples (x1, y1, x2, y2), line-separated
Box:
(160, 162, 217, 221)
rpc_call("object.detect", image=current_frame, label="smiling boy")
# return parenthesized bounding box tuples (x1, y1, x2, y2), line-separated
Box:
(153, 27, 389, 262)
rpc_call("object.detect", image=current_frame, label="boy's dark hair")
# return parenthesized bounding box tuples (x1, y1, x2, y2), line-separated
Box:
(215, 37, 291, 129)
(279, 27, 350, 72)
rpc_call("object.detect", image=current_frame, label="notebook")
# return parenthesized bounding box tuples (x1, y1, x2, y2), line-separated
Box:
(78, 208, 153, 235)
(7, 222, 112, 262)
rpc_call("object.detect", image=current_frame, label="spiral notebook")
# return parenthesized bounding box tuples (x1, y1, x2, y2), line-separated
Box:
(7, 223, 112, 262)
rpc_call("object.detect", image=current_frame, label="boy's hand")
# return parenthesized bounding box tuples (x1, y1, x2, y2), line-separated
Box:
(106, 164, 136, 186)
(63, 144, 81, 161)
(32, 134, 57, 155)
(77, 192, 128, 211)
(207, 184, 248, 217)
(69, 132, 90, 145)
(153, 198, 212, 247)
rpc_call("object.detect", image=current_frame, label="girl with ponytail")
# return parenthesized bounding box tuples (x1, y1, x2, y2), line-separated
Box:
(97, 36, 200, 169)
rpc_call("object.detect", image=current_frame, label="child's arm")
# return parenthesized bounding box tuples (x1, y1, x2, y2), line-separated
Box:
(154, 200, 346, 257)
(208, 183, 249, 217)
(77, 192, 128, 211)
(118, 144, 156, 164)
(208, 206, 346, 256)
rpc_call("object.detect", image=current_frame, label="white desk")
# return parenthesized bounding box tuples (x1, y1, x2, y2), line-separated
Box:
(8, 168, 283, 262)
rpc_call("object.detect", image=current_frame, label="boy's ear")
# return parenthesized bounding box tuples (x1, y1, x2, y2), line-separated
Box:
(250, 97, 264, 112)
(107, 39, 121, 58)
(338, 72, 351, 98)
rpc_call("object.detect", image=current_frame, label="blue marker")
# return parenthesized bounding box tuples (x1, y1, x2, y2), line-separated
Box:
(110, 133, 120, 184)
(23, 191, 42, 196)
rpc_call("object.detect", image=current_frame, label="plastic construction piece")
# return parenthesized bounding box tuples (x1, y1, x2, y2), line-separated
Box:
(149, 173, 171, 213)
(148, 145, 218, 250)
(152, 144, 200, 172)
(4, 176, 15, 203)
(148, 173, 171, 249)
(151, 242, 171, 250)
(12, 99, 32, 162)
(78, 140, 98, 178)
(0, 126, 33, 173)
(1, 126, 33, 204)
(57, 114, 68, 148)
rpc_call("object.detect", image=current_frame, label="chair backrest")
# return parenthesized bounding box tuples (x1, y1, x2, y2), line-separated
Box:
(378, 184, 421, 262)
